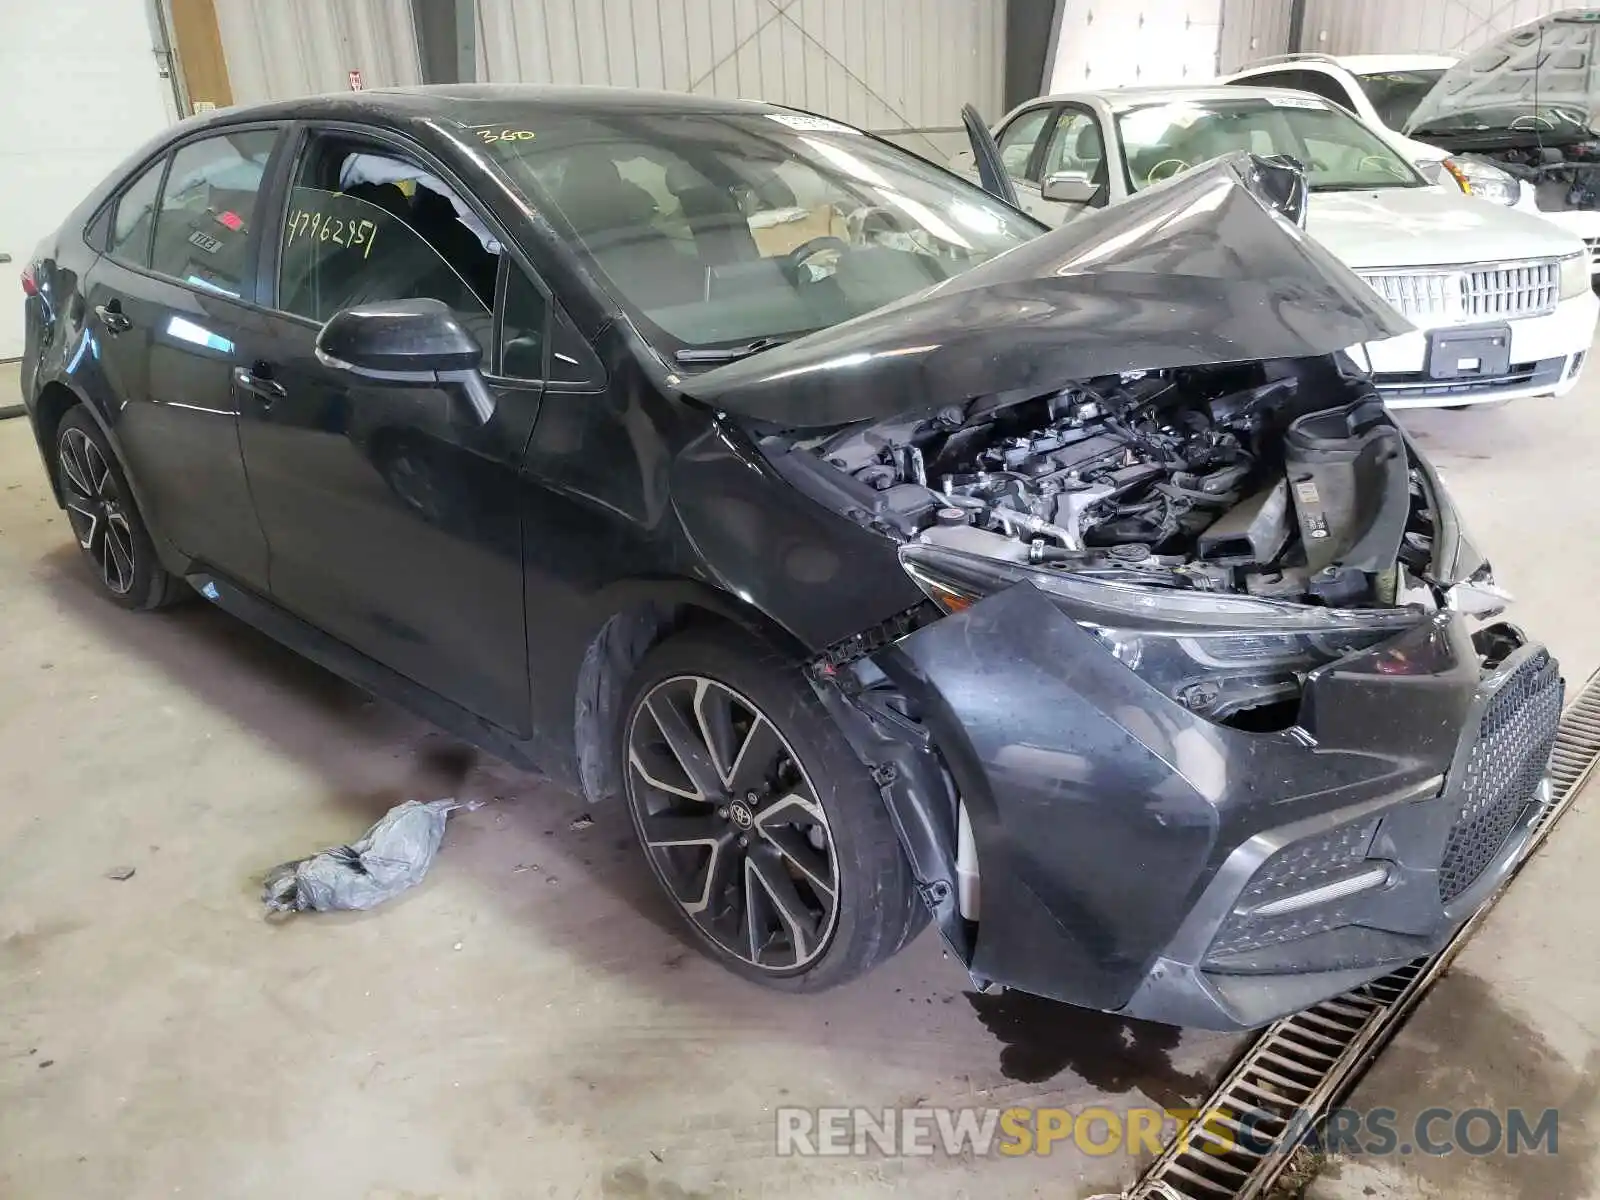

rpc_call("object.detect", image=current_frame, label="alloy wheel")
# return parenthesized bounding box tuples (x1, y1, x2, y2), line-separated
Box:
(626, 674, 841, 972)
(59, 427, 136, 595)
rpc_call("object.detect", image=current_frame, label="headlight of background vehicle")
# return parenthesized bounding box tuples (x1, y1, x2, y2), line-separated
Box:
(1559, 250, 1589, 300)
(1441, 156, 1521, 206)
(1413, 158, 1446, 185)
(899, 543, 1419, 723)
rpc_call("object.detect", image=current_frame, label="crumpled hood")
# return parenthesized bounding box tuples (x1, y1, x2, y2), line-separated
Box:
(1405, 9, 1600, 136)
(678, 153, 1411, 429)
(1306, 185, 1584, 268)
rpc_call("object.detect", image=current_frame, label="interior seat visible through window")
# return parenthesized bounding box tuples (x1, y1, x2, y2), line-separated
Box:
(277, 136, 497, 349)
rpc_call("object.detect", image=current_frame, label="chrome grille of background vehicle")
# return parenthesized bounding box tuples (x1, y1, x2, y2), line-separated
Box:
(1438, 649, 1563, 903)
(1585, 236, 1600, 269)
(1357, 260, 1560, 324)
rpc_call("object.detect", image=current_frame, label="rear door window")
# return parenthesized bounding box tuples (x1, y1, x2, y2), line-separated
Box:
(149, 128, 280, 297)
(107, 159, 166, 268)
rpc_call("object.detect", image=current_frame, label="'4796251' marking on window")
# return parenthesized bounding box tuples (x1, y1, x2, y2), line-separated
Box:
(285, 209, 379, 258)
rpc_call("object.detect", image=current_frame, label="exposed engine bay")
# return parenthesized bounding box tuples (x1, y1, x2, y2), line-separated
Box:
(778, 362, 1442, 609)
(1450, 139, 1600, 213)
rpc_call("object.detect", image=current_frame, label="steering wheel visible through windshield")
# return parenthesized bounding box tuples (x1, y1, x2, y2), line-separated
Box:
(463, 108, 1042, 362)
(1116, 96, 1425, 194)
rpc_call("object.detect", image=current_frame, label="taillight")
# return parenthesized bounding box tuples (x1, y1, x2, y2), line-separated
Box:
(20, 262, 38, 297)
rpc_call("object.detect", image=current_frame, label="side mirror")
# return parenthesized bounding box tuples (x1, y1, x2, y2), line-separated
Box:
(1040, 170, 1102, 204)
(1248, 154, 1310, 229)
(315, 298, 495, 422)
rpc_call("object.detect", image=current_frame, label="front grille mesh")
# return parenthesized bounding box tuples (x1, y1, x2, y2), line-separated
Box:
(1359, 260, 1559, 323)
(1129, 668, 1600, 1200)
(1207, 819, 1379, 958)
(1437, 651, 1563, 903)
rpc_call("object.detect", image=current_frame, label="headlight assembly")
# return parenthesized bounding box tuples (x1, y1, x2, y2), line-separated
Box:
(1559, 250, 1589, 300)
(899, 542, 1420, 723)
(1441, 156, 1521, 206)
(1413, 158, 1446, 184)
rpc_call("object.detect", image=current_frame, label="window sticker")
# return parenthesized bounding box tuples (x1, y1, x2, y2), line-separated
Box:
(1266, 95, 1327, 110)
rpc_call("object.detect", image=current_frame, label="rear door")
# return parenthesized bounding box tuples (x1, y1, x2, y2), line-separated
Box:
(234, 124, 541, 734)
(83, 125, 283, 588)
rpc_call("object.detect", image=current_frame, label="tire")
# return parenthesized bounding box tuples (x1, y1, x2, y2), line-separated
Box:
(619, 625, 922, 991)
(55, 407, 185, 611)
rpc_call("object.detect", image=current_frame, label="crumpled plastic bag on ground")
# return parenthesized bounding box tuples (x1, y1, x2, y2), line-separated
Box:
(262, 798, 462, 914)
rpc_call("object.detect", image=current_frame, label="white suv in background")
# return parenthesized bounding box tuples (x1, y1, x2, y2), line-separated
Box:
(1221, 54, 1529, 202)
(1227, 15, 1600, 273)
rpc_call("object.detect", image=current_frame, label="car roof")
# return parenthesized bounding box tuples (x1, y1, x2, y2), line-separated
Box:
(176, 83, 788, 132)
(1024, 84, 1337, 111)
(1325, 53, 1460, 74)
(1233, 53, 1459, 77)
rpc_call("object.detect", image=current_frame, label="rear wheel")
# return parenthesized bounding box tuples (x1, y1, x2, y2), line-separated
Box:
(620, 626, 923, 990)
(56, 408, 183, 610)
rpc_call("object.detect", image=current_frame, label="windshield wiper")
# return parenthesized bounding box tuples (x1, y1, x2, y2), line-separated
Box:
(675, 336, 793, 365)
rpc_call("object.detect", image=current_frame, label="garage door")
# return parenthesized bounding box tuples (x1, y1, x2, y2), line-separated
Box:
(0, 0, 175, 359)
(1050, 0, 1224, 90)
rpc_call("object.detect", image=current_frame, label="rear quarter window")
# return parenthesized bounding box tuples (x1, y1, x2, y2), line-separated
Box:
(107, 159, 166, 268)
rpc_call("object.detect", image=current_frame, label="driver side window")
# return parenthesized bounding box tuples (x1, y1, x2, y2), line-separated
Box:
(1039, 110, 1107, 202)
(996, 107, 1052, 181)
(276, 134, 495, 350)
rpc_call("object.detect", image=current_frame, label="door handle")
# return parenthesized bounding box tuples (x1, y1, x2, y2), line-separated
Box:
(232, 365, 287, 403)
(94, 301, 132, 334)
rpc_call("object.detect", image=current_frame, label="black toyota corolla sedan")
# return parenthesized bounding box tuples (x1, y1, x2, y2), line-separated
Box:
(20, 86, 1562, 1029)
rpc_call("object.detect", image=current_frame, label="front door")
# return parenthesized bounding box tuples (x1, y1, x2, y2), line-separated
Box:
(235, 128, 538, 734)
(85, 127, 281, 588)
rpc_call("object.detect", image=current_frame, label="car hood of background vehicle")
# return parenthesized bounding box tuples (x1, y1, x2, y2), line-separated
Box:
(1305, 184, 1583, 269)
(676, 153, 1411, 430)
(1404, 9, 1600, 136)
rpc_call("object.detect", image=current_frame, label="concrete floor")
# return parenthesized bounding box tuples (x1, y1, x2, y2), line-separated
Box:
(1296, 360, 1600, 1200)
(1, 353, 1597, 1198)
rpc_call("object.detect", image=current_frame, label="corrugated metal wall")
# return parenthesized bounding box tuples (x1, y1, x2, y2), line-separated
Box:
(472, 0, 1006, 135)
(1220, 0, 1585, 68)
(1217, 0, 1291, 73)
(1048, 0, 1224, 90)
(1298, 0, 1581, 56)
(213, 0, 422, 106)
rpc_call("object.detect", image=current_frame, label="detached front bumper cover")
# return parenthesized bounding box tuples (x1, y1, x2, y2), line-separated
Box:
(866, 583, 1560, 1030)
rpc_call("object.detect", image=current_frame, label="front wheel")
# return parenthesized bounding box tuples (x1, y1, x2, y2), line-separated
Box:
(620, 626, 924, 991)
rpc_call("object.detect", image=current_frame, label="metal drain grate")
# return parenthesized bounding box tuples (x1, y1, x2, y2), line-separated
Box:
(1126, 668, 1600, 1200)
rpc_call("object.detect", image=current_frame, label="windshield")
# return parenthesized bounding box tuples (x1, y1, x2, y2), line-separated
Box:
(468, 109, 1041, 358)
(1115, 96, 1424, 193)
(1354, 69, 1446, 128)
